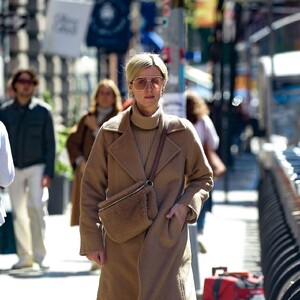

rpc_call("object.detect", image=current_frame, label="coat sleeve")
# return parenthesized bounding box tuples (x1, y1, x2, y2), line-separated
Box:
(177, 119, 214, 223)
(79, 128, 108, 255)
(66, 116, 88, 169)
(43, 109, 56, 178)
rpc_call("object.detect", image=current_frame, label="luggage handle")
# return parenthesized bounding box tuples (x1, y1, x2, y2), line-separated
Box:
(212, 266, 250, 277)
(212, 266, 228, 276)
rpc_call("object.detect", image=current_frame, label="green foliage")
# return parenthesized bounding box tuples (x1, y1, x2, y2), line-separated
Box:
(43, 90, 54, 108)
(42, 90, 73, 179)
(69, 95, 81, 127)
(54, 126, 73, 179)
(184, 0, 196, 25)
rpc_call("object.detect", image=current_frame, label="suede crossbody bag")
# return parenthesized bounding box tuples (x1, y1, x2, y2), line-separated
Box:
(98, 121, 168, 243)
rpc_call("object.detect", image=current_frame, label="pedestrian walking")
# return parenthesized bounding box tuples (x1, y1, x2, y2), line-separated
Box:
(66, 78, 122, 271)
(79, 52, 213, 299)
(0, 68, 56, 269)
(0, 121, 15, 226)
(186, 90, 222, 253)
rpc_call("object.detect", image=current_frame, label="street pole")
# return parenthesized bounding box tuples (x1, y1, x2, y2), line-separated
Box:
(162, 0, 201, 294)
(267, 0, 275, 141)
(162, 0, 186, 118)
(97, 48, 101, 83)
(0, 0, 9, 102)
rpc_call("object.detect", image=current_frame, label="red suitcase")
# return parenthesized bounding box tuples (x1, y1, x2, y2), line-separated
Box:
(202, 267, 265, 300)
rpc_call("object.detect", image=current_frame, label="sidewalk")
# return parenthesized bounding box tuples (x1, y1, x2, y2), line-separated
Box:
(197, 152, 262, 297)
(0, 212, 99, 299)
(0, 152, 261, 300)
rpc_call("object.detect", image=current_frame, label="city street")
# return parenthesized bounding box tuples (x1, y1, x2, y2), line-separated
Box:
(0, 152, 262, 299)
(1, 1, 298, 298)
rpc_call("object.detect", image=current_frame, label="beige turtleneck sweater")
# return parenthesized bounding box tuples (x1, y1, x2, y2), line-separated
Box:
(130, 102, 162, 168)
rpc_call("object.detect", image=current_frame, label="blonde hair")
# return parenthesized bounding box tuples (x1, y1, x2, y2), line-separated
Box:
(125, 53, 168, 86)
(89, 79, 123, 113)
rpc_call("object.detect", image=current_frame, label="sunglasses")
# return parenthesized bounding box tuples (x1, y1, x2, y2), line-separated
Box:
(99, 90, 113, 96)
(131, 76, 164, 91)
(16, 79, 36, 85)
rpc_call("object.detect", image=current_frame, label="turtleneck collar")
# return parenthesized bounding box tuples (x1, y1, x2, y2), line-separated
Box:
(97, 106, 114, 115)
(96, 105, 114, 125)
(131, 101, 162, 130)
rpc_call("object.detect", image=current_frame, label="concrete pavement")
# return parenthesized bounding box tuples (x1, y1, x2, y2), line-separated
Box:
(197, 152, 262, 298)
(0, 213, 99, 300)
(0, 152, 262, 300)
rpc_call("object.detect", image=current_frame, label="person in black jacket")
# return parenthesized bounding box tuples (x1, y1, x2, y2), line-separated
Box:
(0, 68, 56, 270)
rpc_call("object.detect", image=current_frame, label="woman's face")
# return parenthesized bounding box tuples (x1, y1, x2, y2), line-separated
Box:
(96, 86, 115, 109)
(129, 66, 164, 116)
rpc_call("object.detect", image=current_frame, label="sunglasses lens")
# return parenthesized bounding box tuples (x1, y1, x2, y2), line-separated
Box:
(17, 79, 35, 85)
(134, 78, 147, 90)
(151, 77, 162, 89)
(133, 77, 164, 90)
(99, 91, 113, 96)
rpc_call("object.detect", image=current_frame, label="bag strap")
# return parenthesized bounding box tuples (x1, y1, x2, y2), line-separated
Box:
(148, 119, 168, 182)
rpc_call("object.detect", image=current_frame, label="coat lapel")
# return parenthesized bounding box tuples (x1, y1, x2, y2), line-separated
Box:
(156, 136, 181, 174)
(108, 124, 146, 182)
(144, 117, 181, 179)
(107, 112, 182, 182)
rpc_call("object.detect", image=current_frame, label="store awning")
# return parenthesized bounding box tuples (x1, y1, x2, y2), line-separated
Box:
(184, 65, 213, 99)
(184, 65, 213, 89)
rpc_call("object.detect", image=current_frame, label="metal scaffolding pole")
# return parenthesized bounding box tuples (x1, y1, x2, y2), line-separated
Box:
(0, 0, 9, 101)
(162, 0, 186, 117)
(163, 0, 201, 293)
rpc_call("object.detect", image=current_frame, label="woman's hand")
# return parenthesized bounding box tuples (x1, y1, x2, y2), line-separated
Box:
(166, 203, 190, 228)
(85, 115, 98, 131)
(86, 250, 106, 267)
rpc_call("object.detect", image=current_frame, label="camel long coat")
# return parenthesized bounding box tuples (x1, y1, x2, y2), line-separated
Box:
(80, 107, 213, 300)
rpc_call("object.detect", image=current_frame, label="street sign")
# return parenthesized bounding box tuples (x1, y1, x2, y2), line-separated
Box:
(0, 13, 27, 31)
(86, 0, 132, 54)
(43, 0, 93, 58)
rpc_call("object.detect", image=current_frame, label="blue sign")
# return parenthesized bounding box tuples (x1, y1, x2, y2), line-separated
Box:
(141, 31, 163, 53)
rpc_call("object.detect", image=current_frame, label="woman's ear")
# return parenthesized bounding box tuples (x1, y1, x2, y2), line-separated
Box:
(128, 83, 134, 97)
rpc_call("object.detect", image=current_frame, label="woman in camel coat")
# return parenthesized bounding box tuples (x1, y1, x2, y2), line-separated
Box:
(80, 53, 213, 299)
(66, 79, 122, 227)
